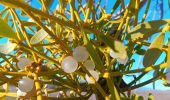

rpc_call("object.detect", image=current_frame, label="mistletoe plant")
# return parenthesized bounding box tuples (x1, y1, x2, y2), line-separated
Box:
(0, 0, 169, 100)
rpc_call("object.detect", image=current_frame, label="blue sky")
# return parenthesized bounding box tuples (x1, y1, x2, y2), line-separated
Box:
(0, 0, 170, 90)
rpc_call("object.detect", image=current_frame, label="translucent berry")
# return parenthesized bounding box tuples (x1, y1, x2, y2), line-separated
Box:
(73, 46, 89, 62)
(110, 49, 120, 58)
(61, 56, 78, 73)
(109, 41, 127, 59)
(83, 60, 95, 71)
(17, 88, 27, 97)
(17, 58, 33, 70)
(18, 77, 34, 92)
(85, 70, 99, 84)
(116, 56, 129, 64)
(109, 41, 128, 64)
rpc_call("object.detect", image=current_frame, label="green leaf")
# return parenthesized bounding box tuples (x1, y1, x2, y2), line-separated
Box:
(30, 29, 48, 45)
(143, 33, 164, 67)
(127, 20, 169, 40)
(143, 48, 162, 67)
(107, 77, 121, 100)
(0, 43, 17, 54)
(0, 18, 17, 40)
(149, 33, 164, 49)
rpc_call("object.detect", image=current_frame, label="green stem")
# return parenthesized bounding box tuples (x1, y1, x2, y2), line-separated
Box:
(10, 9, 37, 62)
(133, 0, 139, 26)
(107, 76, 121, 100)
(1, 54, 17, 71)
(23, 10, 71, 54)
(34, 73, 43, 100)
(110, 63, 167, 76)
(122, 74, 164, 92)
(128, 72, 147, 86)
(19, 43, 60, 66)
(141, 0, 151, 23)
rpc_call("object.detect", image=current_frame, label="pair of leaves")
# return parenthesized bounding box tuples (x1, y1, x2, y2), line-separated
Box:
(127, 20, 169, 40)
(143, 33, 164, 67)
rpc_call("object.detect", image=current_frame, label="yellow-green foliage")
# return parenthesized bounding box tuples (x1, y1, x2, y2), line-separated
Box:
(0, 0, 169, 100)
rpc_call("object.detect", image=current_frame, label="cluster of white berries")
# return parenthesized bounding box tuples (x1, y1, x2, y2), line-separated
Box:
(61, 46, 99, 84)
(16, 58, 35, 97)
(16, 41, 128, 96)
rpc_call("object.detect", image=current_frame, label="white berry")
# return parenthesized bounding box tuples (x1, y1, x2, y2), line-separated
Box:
(73, 46, 89, 62)
(17, 88, 27, 97)
(17, 58, 33, 70)
(109, 41, 127, 59)
(116, 56, 129, 64)
(83, 60, 95, 71)
(61, 56, 78, 73)
(85, 70, 99, 84)
(18, 77, 34, 92)
(110, 49, 119, 58)
(110, 49, 127, 59)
